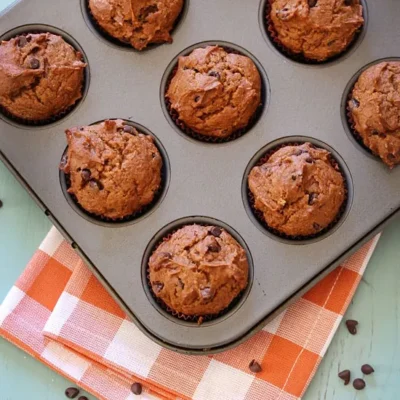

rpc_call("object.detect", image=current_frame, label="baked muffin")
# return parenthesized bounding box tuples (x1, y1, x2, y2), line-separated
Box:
(269, 0, 364, 62)
(88, 0, 184, 51)
(248, 143, 345, 237)
(0, 33, 86, 122)
(61, 119, 162, 219)
(149, 224, 249, 316)
(348, 61, 400, 168)
(166, 46, 262, 138)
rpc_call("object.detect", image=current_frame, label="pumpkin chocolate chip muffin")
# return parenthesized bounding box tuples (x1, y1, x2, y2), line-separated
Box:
(269, 0, 364, 62)
(0, 33, 86, 122)
(248, 143, 345, 237)
(88, 0, 184, 50)
(61, 119, 162, 220)
(166, 46, 262, 139)
(348, 61, 400, 168)
(149, 224, 249, 316)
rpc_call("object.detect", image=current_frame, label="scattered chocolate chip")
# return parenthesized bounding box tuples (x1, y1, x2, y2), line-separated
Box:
(161, 252, 172, 259)
(89, 179, 104, 190)
(249, 359, 262, 373)
(17, 36, 28, 47)
(371, 129, 379, 135)
(208, 71, 221, 79)
(361, 364, 374, 375)
(345, 319, 358, 335)
(353, 378, 366, 390)
(65, 387, 80, 399)
(351, 98, 360, 109)
(308, 193, 318, 205)
(131, 382, 142, 395)
(308, 0, 317, 7)
(305, 157, 314, 164)
(313, 222, 321, 231)
(30, 58, 40, 69)
(208, 243, 221, 253)
(0, 199, 3, 208)
(153, 282, 164, 293)
(210, 227, 222, 237)
(291, 175, 297, 181)
(344, 0, 354, 5)
(379, 132, 387, 139)
(78, 397, 88, 400)
(338, 369, 351, 385)
(194, 96, 200, 102)
(81, 169, 91, 182)
(200, 287, 213, 299)
(123, 125, 135, 134)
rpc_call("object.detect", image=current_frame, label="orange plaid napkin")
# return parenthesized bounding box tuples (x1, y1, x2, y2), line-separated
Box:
(0, 227, 379, 400)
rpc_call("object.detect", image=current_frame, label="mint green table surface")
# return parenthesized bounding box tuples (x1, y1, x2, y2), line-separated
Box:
(1, 3, 400, 399)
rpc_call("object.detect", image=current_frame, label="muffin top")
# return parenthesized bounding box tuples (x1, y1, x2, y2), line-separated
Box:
(166, 46, 261, 138)
(0, 33, 86, 121)
(61, 119, 162, 219)
(248, 143, 345, 237)
(349, 61, 400, 168)
(149, 224, 249, 316)
(270, 0, 364, 61)
(88, 0, 183, 50)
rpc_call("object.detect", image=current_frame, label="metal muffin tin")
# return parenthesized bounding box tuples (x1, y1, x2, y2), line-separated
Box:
(1, 0, 399, 354)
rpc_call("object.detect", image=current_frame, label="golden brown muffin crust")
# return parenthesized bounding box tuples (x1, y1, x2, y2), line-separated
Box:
(270, 0, 364, 61)
(61, 119, 162, 219)
(88, 0, 183, 50)
(0, 33, 86, 121)
(166, 46, 262, 138)
(149, 225, 249, 316)
(248, 143, 345, 237)
(349, 62, 400, 168)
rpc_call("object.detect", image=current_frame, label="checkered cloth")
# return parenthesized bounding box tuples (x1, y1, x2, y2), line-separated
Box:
(0, 227, 379, 400)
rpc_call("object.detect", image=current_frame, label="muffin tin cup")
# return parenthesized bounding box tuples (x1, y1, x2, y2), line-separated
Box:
(142, 216, 254, 327)
(0, 24, 90, 128)
(59, 119, 171, 228)
(260, 0, 368, 66)
(81, 0, 189, 51)
(161, 41, 270, 144)
(341, 57, 400, 163)
(242, 137, 353, 245)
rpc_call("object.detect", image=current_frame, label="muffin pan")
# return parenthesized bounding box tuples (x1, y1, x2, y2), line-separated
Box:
(1, 0, 399, 354)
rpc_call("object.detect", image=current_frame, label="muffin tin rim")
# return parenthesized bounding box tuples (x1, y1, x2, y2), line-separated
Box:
(159, 39, 271, 146)
(0, 23, 91, 129)
(242, 136, 354, 245)
(141, 216, 255, 328)
(59, 118, 171, 228)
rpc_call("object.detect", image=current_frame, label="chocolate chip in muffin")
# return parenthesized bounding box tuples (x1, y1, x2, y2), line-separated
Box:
(153, 282, 164, 293)
(81, 169, 91, 182)
(308, 193, 318, 205)
(123, 125, 135, 134)
(29, 58, 40, 69)
(17, 36, 27, 47)
(208, 243, 221, 253)
(209, 227, 222, 237)
(308, 0, 318, 7)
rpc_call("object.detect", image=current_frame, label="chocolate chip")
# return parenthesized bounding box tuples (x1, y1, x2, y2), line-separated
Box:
(194, 96, 200, 102)
(161, 252, 172, 259)
(327, 40, 335, 46)
(65, 387, 80, 398)
(379, 132, 387, 139)
(210, 227, 222, 237)
(89, 179, 103, 190)
(152, 152, 156, 158)
(249, 359, 262, 373)
(131, 382, 142, 395)
(200, 287, 213, 299)
(353, 378, 366, 390)
(346, 319, 358, 335)
(17, 36, 28, 47)
(30, 58, 40, 69)
(81, 169, 91, 182)
(308, 0, 317, 7)
(178, 278, 185, 289)
(208, 243, 221, 253)
(351, 98, 360, 109)
(291, 175, 297, 181)
(123, 125, 135, 134)
(388, 153, 396, 160)
(338, 369, 351, 385)
(371, 129, 379, 135)
(78, 397, 88, 400)
(208, 71, 220, 79)
(344, 0, 354, 5)
(313, 222, 321, 231)
(294, 149, 303, 156)
(308, 193, 318, 205)
(153, 282, 164, 293)
(361, 364, 374, 375)
(305, 157, 314, 164)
